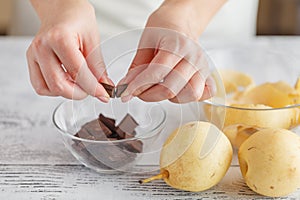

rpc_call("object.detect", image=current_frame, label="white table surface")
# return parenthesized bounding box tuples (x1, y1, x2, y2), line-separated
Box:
(0, 36, 300, 200)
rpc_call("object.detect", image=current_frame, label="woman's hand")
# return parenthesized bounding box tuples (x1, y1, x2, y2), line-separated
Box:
(119, 0, 225, 103)
(26, 0, 112, 102)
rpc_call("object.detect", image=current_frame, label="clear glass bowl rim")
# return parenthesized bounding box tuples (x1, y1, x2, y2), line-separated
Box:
(204, 99, 300, 111)
(52, 99, 167, 144)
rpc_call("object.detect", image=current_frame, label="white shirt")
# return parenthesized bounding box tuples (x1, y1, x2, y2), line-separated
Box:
(89, 0, 259, 41)
(9, 0, 259, 42)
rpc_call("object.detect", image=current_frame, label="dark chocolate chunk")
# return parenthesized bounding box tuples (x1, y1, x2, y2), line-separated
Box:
(130, 130, 137, 136)
(117, 113, 139, 135)
(83, 119, 111, 140)
(97, 120, 113, 138)
(86, 144, 136, 168)
(87, 154, 112, 170)
(108, 132, 119, 139)
(115, 127, 126, 139)
(101, 83, 115, 98)
(76, 127, 95, 140)
(115, 128, 136, 139)
(107, 138, 118, 141)
(115, 84, 128, 97)
(124, 133, 134, 139)
(123, 140, 143, 153)
(99, 114, 116, 132)
(72, 140, 87, 152)
(73, 113, 142, 170)
(72, 141, 113, 170)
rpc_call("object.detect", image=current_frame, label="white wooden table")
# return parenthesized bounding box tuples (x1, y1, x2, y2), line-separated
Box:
(0, 36, 300, 200)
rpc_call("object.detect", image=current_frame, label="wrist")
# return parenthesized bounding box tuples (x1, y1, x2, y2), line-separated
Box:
(156, 0, 227, 37)
(30, 0, 94, 22)
(148, 2, 200, 40)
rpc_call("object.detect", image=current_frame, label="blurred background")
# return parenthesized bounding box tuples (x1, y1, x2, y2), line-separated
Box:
(0, 0, 300, 36)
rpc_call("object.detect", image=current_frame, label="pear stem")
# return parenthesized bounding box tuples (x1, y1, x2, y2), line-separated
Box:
(139, 171, 169, 184)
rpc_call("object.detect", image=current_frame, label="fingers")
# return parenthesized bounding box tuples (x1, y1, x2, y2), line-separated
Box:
(26, 53, 53, 96)
(30, 45, 88, 100)
(50, 36, 110, 101)
(84, 39, 114, 85)
(121, 50, 182, 101)
(130, 48, 155, 70)
(139, 71, 216, 104)
(117, 48, 156, 86)
(137, 58, 201, 102)
(169, 74, 216, 104)
(198, 75, 217, 101)
(118, 64, 148, 86)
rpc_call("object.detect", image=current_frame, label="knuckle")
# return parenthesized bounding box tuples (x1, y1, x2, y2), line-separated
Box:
(26, 47, 32, 59)
(73, 93, 88, 100)
(144, 69, 165, 83)
(67, 66, 81, 80)
(154, 71, 166, 82)
(31, 37, 44, 50)
(165, 88, 176, 99)
(49, 82, 64, 95)
(141, 73, 156, 84)
(47, 27, 70, 45)
(193, 89, 203, 100)
(188, 82, 204, 100)
(34, 87, 47, 96)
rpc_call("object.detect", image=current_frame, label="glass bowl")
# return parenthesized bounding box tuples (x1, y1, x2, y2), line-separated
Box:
(53, 97, 166, 173)
(193, 47, 300, 147)
(52, 28, 218, 174)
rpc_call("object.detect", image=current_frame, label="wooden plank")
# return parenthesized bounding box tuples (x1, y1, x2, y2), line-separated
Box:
(0, 164, 299, 199)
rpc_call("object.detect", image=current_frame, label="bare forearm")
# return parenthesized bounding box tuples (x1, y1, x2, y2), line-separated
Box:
(157, 0, 227, 37)
(29, 0, 93, 21)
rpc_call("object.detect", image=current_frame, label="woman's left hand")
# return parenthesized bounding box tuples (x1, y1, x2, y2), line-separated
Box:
(118, 0, 221, 103)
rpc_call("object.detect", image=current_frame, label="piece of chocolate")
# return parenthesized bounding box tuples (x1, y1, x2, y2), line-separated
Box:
(123, 140, 143, 153)
(115, 128, 136, 139)
(97, 120, 113, 138)
(75, 127, 95, 140)
(99, 114, 116, 132)
(115, 84, 128, 98)
(86, 144, 136, 168)
(108, 132, 119, 139)
(83, 119, 111, 140)
(115, 127, 126, 139)
(101, 83, 115, 98)
(107, 138, 118, 141)
(72, 140, 87, 152)
(117, 113, 139, 135)
(124, 133, 134, 139)
(87, 154, 112, 170)
(72, 141, 113, 170)
(73, 113, 142, 170)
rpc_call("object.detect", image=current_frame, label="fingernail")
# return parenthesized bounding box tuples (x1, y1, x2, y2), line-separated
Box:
(121, 95, 133, 102)
(97, 96, 110, 103)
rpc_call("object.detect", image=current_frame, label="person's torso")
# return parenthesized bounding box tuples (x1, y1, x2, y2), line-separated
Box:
(90, 0, 259, 41)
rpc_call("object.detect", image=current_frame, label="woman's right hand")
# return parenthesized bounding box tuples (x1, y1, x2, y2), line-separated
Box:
(26, 0, 112, 102)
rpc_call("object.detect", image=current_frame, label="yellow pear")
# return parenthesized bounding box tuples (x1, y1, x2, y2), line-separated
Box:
(295, 77, 300, 93)
(223, 124, 260, 148)
(224, 104, 298, 129)
(238, 128, 300, 197)
(140, 121, 233, 192)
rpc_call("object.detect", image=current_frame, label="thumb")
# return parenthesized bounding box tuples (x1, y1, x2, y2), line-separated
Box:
(118, 48, 154, 86)
(85, 44, 114, 86)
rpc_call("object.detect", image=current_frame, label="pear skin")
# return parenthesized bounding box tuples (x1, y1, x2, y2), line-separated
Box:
(141, 121, 233, 192)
